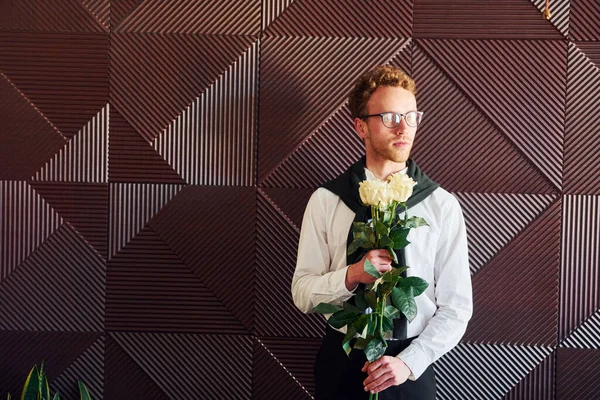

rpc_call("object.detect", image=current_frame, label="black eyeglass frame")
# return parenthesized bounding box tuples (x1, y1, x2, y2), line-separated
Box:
(358, 111, 424, 128)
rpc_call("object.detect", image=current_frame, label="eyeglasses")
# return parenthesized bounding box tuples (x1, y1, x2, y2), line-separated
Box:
(359, 111, 424, 128)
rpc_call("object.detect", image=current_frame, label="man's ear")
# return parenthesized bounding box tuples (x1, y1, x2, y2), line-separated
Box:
(354, 118, 368, 139)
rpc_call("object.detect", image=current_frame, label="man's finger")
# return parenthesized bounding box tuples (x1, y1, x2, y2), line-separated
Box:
(365, 373, 394, 393)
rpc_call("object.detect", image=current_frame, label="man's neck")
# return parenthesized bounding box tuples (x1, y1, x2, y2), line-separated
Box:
(364, 156, 407, 180)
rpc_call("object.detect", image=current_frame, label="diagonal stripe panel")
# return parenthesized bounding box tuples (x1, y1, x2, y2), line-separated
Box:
(0, 32, 109, 138)
(111, 332, 252, 400)
(258, 337, 322, 396)
(562, 311, 600, 349)
(52, 335, 104, 400)
(256, 190, 324, 337)
(149, 186, 255, 331)
(110, 32, 254, 142)
(110, 0, 141, 28)
(263, 105, 365, 189)
(106, 226, 247, 333)
(80, 0, 110, 29)
(560, 195, 599, 341)
(114, 0, 260, 34)
(105, 335, 169, 400)
(556, 348, 600, 400)
(262, 0, 295, 30)
(569, 0, 600, 40)
(464, 199, 561, 346)
(454, 193, 556, 274)
(0, 224, 105, 331)
(414, 0, 564, 39)
(0, 0, 106, 32)
(411, 43, 558, 194)
(504, 351, 555, 400)
(564, 43, 600, 195)
(259, 37, 411, 182)
(109, 183, 184, 258)
(30, 182, 109, 259)
(531, 0, 570, 36)
(417, 39, 567, 190)
(435, 343, 552, 400)
(264, 0, 412, 37)
(259, 188, 315, 230)
(0, 331, 100, 397)
(0, 75, 67, 180)
(153, 42, 257, 186)
(34, 104, 109, 183)
(0, 181, 63, 281)
(254, 338, 314, 400)
(108, 107, 184, 183)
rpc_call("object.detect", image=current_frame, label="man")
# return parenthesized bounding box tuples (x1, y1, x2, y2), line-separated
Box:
(291, 65, 473, 399)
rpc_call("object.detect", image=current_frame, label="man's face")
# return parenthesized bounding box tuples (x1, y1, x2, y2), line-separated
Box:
(356, 86, 418, 165)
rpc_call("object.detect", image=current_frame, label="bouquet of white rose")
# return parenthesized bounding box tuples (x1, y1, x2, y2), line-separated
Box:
(313, 172, 429, 400)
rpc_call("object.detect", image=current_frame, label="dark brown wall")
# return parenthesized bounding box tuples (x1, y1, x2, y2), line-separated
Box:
(1, 1, 599, 399)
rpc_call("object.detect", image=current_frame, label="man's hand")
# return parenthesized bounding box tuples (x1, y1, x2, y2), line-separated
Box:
(345, 249, 392, 291)
(361, 356, 411, 394)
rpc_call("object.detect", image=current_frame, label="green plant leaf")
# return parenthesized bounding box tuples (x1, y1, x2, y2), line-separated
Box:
(354, 289, 368, 311)
(364, 290, 377, 310)
(374, 220, 388, 236)
(342, 326, 357, 357)
(405, 216, 429, 229)
(367, 314, 377, 336)
(52, 394, 60, 400)
(390, 228, 410, 249)
(20, 365, 40, 400)
(343, 302, 361, 314)
(352, 222, 368, 232)
(312, 303, 343, 314)
(365, 334, 387, 362)
(41, 373, 50, 400)
(78, 380, 93, 400)
(399, 276, 429, 297)
(391, 287, 417, 322)
(363, 259, 381, 279)
(385, 305, 400, 320)
(354, 337, 370, 350)
(386, 247, 398, 264)
(353, 314, 369, 337)
(380, 235, 394, 248)
(382, 315, 394, 332)
(348, 237, 365, 255)
(328, 309, 359, 329)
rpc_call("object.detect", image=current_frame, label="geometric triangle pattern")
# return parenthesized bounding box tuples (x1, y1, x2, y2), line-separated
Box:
(34, 104, 109, 183)
(153, 42, 258, 186)
(108, 183, 184, 257)
(0, 181, 63, 280)
(434, 343, 553, 400)
(1, 1, 598, 398)
(454, 192, 557, 274)
(110, 332, 253, 400)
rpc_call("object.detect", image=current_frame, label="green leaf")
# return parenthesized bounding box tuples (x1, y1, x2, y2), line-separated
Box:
(386, 247, 398, 264)
(342, 326, 357, 357)
(348, 237, 365, 255)
(312, 303, 343, 314)
(405, 216, 429, 229)
(391, 287, 417, 322)
(382, 315, 394, 332)
(354, 337, 370, 350)
(352, 222, 368, 232)
(374, 220, 388, 236)
(41, 373, 50, 400)
(365, 334, 387, 362)
(363, 259, 381, 279)
(343, 302, 360, 314)
(395, 266, 408, 276)
(52, 394, 60, 400)
(385, 305, 400, 320)
(364, 290, 377, 310)
(367, 314, 377, 337)
(380, 235, 394, 248)
(20, 365, 40, 400)
(353, 314, 369, 337)
(399, 277, 429, 297)
(390, 228, 410, 249)
(328, 309, 359, 329)
(78, 380, 93, 400)
(359, 240, 374, 250)
(354, 289, 368, 311)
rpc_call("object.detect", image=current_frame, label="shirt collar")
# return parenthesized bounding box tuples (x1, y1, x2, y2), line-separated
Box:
(364, 167, 408, 181)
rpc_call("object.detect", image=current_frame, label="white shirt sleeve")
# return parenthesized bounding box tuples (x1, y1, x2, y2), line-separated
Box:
(397, 193, 473, 379)
(291, 189, 356, 313)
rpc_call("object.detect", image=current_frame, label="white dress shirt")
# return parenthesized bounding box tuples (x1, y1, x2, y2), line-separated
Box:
(291, 168, 473, 379)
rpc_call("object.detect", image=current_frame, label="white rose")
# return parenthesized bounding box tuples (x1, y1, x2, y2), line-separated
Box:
(359, 180, 393, 207)
(388, 173, 416, 203)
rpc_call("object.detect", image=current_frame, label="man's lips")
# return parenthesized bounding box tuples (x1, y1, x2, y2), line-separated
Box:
(393, 141, 410, 147)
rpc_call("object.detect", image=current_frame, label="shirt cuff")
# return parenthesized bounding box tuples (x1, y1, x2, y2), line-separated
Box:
(333, 266, 356, 297)
(396, 344, 430, 380)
